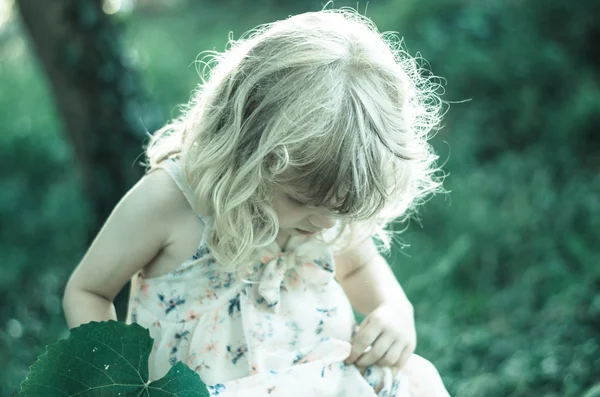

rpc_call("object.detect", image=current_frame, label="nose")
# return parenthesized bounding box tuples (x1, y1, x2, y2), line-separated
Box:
(307, 213, 337, 230)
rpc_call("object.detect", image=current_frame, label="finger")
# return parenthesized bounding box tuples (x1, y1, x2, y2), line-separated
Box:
(345, 320, 380, 364)
(355, 333, 395, 367)
(395, 342, 416, 369)
(375, 340, 404, 367)
(356, 365, 367, 376)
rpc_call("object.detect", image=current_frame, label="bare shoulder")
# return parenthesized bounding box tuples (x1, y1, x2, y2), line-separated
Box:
(113, 167, 199, 253)
(127, 168, 190, 217)
(334, 232, 381, 282)
(64, 167, 193, 301)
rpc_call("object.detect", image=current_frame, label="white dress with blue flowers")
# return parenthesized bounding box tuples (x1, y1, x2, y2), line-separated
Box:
(126, 158, 450, 397)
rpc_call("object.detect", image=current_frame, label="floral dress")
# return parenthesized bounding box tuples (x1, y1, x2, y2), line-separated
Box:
(125, 158, 450, 397)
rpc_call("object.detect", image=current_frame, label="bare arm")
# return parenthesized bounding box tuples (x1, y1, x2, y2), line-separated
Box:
(335, 238, 413, 316)
(62, 289, 118, 329)
(63, 169, 186, 329)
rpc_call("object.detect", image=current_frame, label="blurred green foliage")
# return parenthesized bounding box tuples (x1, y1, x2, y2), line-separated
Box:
(1, 0, 598, 396)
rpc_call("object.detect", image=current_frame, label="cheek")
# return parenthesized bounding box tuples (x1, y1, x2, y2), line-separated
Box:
(276, 204, 306, 228)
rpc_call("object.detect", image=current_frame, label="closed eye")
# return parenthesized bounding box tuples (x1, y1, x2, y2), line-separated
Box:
(286, 195, 306, 206)
(287, 195, 344, 218)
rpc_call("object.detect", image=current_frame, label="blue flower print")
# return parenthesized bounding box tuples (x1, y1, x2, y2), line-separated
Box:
(228, 295, 241, 317)
(292, 351, 307, 365)
(207, 271, 234, 289)
(192, 246, 210, 260)
(315, 307, 338, 335)
(158, 293, 186, 315)
(208, 383, 226, 396)
(174, 330, 190, 341)
(285, 321, 303, 347)
(313, 258, 334, 273)
(226, 344, 248, 365)
(316, 319, 324, 335)
(169, 348, 178, 365)
(316, 307, 338, 317)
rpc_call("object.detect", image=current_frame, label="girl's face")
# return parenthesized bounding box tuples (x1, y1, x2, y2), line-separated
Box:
(272, 187, 338, 237)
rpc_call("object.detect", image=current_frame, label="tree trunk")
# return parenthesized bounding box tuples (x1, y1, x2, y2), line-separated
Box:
(16, 0, 161, 321)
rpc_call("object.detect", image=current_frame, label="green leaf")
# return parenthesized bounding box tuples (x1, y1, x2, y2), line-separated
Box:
(17, 320, 210, 397)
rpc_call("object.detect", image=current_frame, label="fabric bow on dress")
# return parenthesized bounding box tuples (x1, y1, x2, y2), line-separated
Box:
(255, 239, 336, 313)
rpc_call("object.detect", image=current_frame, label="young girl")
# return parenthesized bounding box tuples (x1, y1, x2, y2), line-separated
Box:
(63, 8, 450, 397)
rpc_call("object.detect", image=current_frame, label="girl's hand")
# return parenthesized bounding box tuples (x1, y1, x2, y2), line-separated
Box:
(344, 302, 416, 369)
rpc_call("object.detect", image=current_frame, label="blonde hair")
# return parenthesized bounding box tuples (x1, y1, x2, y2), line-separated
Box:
(145, 8, 445, 272)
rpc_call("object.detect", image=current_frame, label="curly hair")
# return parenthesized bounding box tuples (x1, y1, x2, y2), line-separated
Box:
(145, 7, 446, 272)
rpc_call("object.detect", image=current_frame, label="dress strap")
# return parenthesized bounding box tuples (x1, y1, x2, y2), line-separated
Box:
(153, 155, 206, 222)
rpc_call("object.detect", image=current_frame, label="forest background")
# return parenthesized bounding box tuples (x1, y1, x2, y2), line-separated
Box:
(1, 0, 599, 396)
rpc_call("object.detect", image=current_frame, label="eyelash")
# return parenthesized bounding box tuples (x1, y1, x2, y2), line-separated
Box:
(287, 195, 344, 217)
(287, 195, 305, 206)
